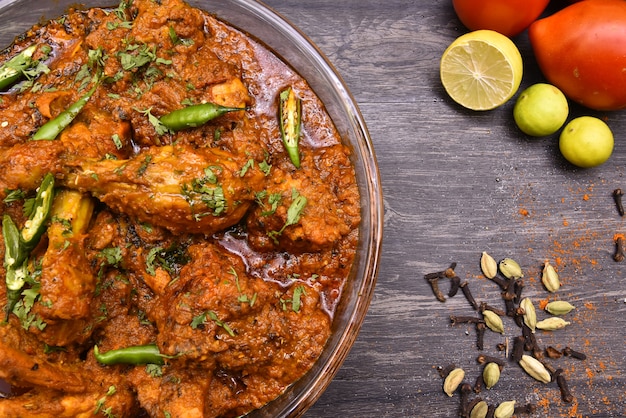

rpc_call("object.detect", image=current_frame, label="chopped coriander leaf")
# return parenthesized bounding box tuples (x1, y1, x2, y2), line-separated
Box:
(168, 26, 180, 44)
(182, 166, 227, 218)
(118, 43, 156, 71)
(168, 26, 194, 46)
(267, 190, 307, 243)
(107, 20, 133, 30)
(291, 285, 306, 313)
(22, 196, 36, 218)
(145, 246, 162, 276)
(191, 310, 235, 337)
(146, 363, 163, 377)
(3, 188, 25, 203)
(155, 57, 172, 65)
(137, 154, 152, 176)
(88, 47, 107, 69)
(181, 98, 195, 106)
(286, 191, 307, 227)
(111, 133, 123, 149)
(134, 107, 171, 135)
(145, 243, 190, 278)
(259, 159, 272, 176)
(228, 266, 257, 306)
(99, 247, 123, 267)
(239, 159, 254, 177)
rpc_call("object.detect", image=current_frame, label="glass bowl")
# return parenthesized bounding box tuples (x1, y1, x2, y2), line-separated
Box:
(0, 0, 383, 416)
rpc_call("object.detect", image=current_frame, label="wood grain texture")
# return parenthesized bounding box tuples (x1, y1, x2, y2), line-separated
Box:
(263, 1, 626, 417)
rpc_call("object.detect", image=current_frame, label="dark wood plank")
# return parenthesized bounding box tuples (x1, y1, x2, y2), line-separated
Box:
(263, 1, 626, 417)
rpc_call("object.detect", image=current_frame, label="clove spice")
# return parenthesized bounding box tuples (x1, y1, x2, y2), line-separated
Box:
(459, 383, 473, 416)
(449, 275, 461, 297)
(476, 321, 486, 351)
(514, 403, 537, 415)
(425, 273, 446, 302)
(563, 346, 587, 360)
(554, 369, 574, 403)
(460, 281, 479, 310)
(511, 335, 525, 363)
(450, 315, 484, 326)
(613, 235, 625, 262)
(479, 301, 506, 317)
(613, 188, 624, 216)
(476, 354, 505, 368)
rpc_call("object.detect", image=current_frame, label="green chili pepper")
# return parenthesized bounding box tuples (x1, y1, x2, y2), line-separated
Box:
(3, 263, 28, 321)
(158, 102, 246, 132)
(20, 172, 55, 250)
(2, 214, 25, 268)
(0, 44, 37, 91)
(2, 215, 28, 321)
(279, 86, 302, 168)
(31, 77, 100, 141)
(2, 174, 55, 321)
(94, 343, 176, 365)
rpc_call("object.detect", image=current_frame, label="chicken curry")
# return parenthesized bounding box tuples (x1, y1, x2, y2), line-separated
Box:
(0, 0, 360, 416)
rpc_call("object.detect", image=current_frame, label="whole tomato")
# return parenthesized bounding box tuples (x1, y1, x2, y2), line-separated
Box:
(529, 0, 626, 111)
(452, 0, 550, 37)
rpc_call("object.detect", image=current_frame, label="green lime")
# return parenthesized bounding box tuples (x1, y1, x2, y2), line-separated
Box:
(513, 83, 568, 137)
(559, 116, 614, 168)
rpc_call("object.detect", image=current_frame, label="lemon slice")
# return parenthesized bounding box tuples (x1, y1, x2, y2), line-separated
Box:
(440, 30, 523, 111)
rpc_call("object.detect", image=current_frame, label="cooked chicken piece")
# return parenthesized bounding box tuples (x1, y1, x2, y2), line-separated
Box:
(37, 190, 95, 320)
(128, 367, 209, 418)
(0, 372, 137, 418)
(246, 145, 360, 252)
(24, 190, 97, 346)
(0, 325, 85, 393)
(61, 144, 266, 235)
(0, 141, 65, 196)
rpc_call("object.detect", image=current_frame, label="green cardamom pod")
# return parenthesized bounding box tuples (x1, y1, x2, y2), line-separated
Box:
(520, 297, 536, 333)
(498, 257, 523, 279)
(483, 362, 501, 389)
(494, 400, 516, 418)
(480, 251, 498, 279)
(519, 354, 551, 383)
(443, 367, 465, 397)
(470, 400, 489, 418)
(482, 309, 505, 334)
(545, 300, 575, 316)
(536, 317, 570, 331)
(541, 261, 560, 292)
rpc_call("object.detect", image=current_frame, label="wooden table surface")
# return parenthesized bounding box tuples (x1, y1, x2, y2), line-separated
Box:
(261, 1, 626, 417)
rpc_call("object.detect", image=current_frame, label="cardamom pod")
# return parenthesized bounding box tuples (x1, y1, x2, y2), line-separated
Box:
(545, 300, 575, 316)
(470, 400, 489, 418)
(520, 297, 536, 333)
(519, 354, 551, 383)
(480, 251, 498, 279)
(443, 367, 465, 397)
(541, 261, 560, 292)
(483, 362, 501, 389)
(494, 400, 516, 418)
(482, 309, 505, 334)
(536, 317, 570, 330)
(498, 257, 523, 279)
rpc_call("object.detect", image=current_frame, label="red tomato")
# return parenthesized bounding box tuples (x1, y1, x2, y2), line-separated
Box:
(452, 0, 550, 37)
(529, 0, 626, 111)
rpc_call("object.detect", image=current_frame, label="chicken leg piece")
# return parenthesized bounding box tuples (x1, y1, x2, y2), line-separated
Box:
(61, 145, 265, 235)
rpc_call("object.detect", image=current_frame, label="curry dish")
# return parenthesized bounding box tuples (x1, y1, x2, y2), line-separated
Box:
(0, 0, 360, 416)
